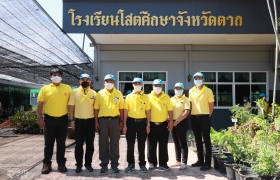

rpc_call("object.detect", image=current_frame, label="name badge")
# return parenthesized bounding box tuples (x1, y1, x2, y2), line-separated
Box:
(114, 97, 119, 103)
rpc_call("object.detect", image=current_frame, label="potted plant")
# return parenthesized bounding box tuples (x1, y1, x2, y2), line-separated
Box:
(251, 143, 277, 180)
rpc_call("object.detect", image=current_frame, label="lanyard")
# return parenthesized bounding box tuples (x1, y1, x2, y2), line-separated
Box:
(79, 89, 91, 104)
(174, 95, 185, 104)
(192, 86, 207, 98)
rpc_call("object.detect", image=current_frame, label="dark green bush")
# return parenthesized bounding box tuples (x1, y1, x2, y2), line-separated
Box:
(10, 111, 40, 134)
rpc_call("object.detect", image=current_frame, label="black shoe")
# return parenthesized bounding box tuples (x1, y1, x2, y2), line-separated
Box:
(75, 167, 82, 173)
(191, 161, 204, 167)
(140, 165, 148, 173)
(125, 164, 135, 173)
(158, 165, 170, 171)
(200, 164, 211, 171)
(58, 164, 68, 172)
(112, 167, 119, 173)
(100, 166, 108, 173)
(41, 163, 52, 174)
(85, 166, 93, 172)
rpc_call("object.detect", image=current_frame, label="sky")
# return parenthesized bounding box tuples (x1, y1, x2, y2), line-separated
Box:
(36, 0, 94, 60)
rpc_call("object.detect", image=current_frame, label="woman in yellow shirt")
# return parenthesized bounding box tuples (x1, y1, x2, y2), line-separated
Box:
(171, 82, 190, 170)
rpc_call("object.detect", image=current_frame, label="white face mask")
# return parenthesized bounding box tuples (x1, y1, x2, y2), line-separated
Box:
(104, 82, 114, 90)
(51, 76, 62, 83)
(133, 85, 142, 92)
(174, 89, 183, 96)
(194, 79, 203, 86)
(153, 87, 162, 94)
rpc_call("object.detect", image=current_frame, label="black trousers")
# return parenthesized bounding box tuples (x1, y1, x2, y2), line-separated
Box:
(126, 117, 147, 166)
(43, 114, 68, 165)
(75, 118, 95, 168)
(191, 115, 212, 165)
(147, 121, 169, 167)
(172, 119, 188, 164)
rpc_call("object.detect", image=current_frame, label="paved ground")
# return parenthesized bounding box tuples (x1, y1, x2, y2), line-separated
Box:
(0, 129, 227, 180)
(0, 128, 75, 180)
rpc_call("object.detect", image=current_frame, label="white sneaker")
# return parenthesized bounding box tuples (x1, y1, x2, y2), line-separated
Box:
(171, 161, 181, 167)
(149, 163, 156, 170)
(180, 163, 188, 170)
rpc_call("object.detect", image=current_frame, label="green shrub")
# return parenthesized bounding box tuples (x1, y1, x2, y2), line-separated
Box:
(252, 143, 277, 177)
(230, 105, 254, 124)
(9, 110, 39, 134)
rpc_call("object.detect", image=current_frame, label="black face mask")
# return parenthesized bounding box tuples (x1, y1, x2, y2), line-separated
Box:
(81, 81, 89, 88)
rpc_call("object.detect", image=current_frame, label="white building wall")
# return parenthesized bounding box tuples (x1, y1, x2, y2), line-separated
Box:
(94, 44, 276, 92)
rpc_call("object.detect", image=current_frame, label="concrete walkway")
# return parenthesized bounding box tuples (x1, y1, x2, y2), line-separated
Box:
(0, 129, 227, 180)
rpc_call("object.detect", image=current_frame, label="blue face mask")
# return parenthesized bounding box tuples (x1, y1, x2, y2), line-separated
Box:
(194, 79, 203, 86)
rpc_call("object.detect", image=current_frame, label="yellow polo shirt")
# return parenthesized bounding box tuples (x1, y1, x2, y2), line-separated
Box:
(171, 95, 190, 120)
(94, 88, 124, 117)
(189, 85, 214, 115)
(148, 91, 173, 122)
(68, 86, 97, 119)
(124, 90, 151, 118)
(37, 83, 72, 117)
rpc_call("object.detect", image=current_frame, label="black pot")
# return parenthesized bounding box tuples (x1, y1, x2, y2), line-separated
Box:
(244, 176, 261, 180)
(260, 175, 275, 180)
(225, 163, 240, 180)
(240, 160, 251, 167)
(233, 164, 245, 180)
(223, 151, 233, 157)
(212, 150, 221, 154)
(212, 146, 220, 151)
(211, 153, 222, 170)
(218, 157, 234, 175)
(239, 170, 255, 180)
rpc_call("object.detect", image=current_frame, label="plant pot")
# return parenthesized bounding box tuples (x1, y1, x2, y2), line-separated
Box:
(212, 150, 221, 154)
(233, 164, 245, 180)
(244, 176, 261, 180)
(67, 127, 75, 139)
(239, 169, 255, 180)
(240, 160, 251, 167)
(260, 175, 275, 180)
(218, 157, 234, 175)
(225, 163, 238, 180)
(211, 153, 222, 170)
(212, 145, 220, 151)
(223, 150, 233, 157)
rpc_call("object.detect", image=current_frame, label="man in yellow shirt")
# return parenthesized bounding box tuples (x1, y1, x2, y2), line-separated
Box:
(171, 82, 190, 170)
(123, 77, 151, 173)
(148, 79, 173, 171)
(68, 74, 96, 173)
(37, 69, 72, 174)
(94, 74, 124, 174)
(189, 72, 214, 171)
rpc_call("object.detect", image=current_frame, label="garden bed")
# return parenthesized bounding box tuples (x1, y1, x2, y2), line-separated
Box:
(210, 100, 280, 180)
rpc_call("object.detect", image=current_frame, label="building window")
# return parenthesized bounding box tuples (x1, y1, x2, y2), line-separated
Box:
(118, 71, 167, 96)
(202, 71, 268, 108)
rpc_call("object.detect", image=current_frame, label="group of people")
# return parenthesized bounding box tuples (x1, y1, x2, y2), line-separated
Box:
(37, 69, 214, 175)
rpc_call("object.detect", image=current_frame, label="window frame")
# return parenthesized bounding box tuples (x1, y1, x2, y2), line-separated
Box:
(118, 71, 168, 94)
(202, 71, 268, 109)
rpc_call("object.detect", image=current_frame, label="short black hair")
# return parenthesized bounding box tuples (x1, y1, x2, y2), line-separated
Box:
(50, 68, 63, 76)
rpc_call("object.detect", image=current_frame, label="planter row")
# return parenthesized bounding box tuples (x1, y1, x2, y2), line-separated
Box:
(211, 146, 280, 180)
